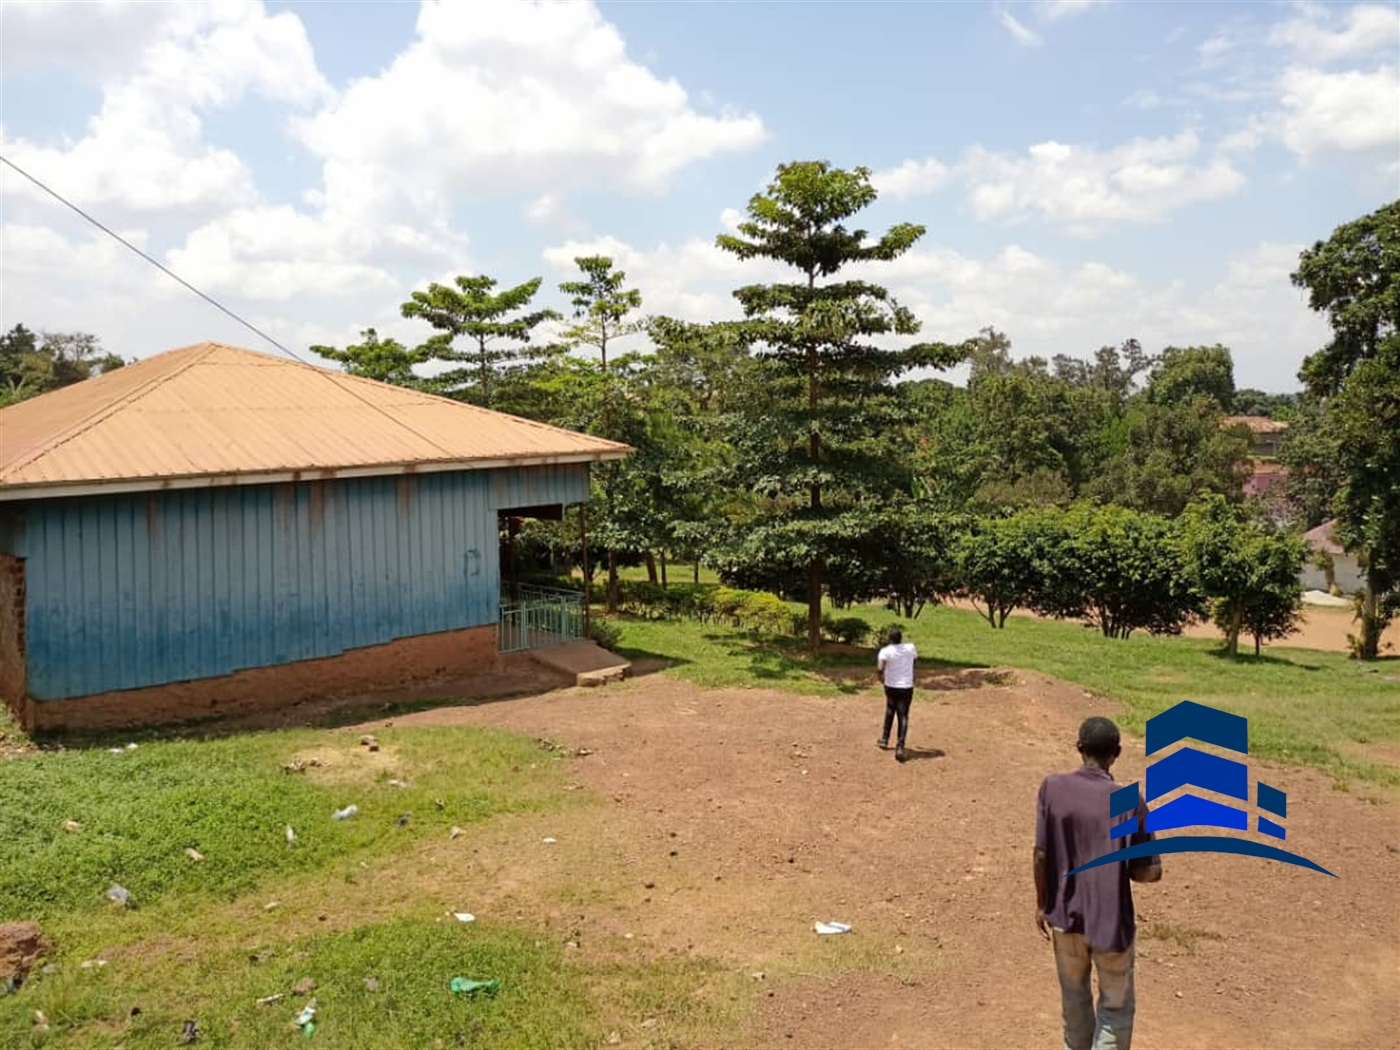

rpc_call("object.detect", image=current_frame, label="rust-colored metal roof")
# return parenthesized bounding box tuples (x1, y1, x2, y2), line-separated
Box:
(0, 342, 630, 499)
(1222, 414, 1289, 434)
(1303, 519, 1346, 556)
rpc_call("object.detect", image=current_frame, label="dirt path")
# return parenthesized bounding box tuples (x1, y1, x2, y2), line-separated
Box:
(374, 668, 1400, 1050)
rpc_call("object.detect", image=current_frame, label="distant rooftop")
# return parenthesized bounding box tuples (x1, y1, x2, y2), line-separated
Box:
(0, 342, 630, 500)
(1223, 414, 1289, 434)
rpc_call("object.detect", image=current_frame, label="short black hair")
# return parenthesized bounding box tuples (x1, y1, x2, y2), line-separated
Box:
(887, 627, 902, 645)
(1077, 716, 1121, 760)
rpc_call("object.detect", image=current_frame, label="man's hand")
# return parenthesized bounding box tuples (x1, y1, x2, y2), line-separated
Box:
(1035, 909, 1050, 941)
(1129, 860, 1162, 884)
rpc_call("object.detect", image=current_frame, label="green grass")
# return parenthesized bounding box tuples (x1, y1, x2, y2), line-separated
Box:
(610, 602, 1400, 786)
(0, 726, 566, 930)
(0, 724, 752, 1048)
(4, 917, 601, 1050)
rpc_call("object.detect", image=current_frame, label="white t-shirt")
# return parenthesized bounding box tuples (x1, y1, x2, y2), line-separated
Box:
(877, 642, 917, 689)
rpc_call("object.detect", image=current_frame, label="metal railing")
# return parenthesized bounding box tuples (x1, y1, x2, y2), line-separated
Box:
(498, 584, 586, 653)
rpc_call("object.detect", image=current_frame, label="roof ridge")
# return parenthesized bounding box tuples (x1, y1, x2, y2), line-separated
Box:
(2, 343, 221, 480)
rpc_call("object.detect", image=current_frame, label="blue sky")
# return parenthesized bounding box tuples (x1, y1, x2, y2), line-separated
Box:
(2, 0, 1397, 391)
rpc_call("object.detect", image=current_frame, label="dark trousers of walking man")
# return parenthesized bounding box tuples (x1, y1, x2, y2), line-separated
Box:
(881, 686, 913, 753)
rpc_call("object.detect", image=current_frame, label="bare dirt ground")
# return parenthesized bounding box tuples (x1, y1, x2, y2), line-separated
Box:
(369, 667, 1400, 1050)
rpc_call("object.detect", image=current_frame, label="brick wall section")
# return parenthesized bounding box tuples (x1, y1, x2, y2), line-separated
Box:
(0, 554, 26, 730)
(28, 624, 500, 733)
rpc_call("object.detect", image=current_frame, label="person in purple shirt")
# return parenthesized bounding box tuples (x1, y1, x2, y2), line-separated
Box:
(1034, 716, 1161, 1050)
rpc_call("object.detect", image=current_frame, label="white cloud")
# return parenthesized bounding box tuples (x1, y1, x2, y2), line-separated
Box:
(0, 2, 330, 215)
(524, 195, 562, 224)
(536, 231, 1327, 390)
(295, 0, 765, 221)
(959, 131, 1247, 236)
(871, 157, 951, 199)
(1267, 2, 1400, 63)
(1278, 64, 1400, 162)
(0, 0, 206, 81)
(996, 9, 1042, 47)
(1036, 0, 1108, 20)
(1122, 89, 1164, 109)
(1196, 33, 1237, 62)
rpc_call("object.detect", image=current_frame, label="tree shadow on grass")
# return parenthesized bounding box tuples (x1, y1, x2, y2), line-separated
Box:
(697, 633, 992, 696)
(1204, 649, 1325, 671)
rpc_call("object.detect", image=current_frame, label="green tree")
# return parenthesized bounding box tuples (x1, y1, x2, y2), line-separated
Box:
(1039, 503, 1201, 639)
(1232, 532, 1307, 657)
(1, 327, 125, 405)
(399, 275, 560, 407)
(712, 160, 970, 649)
(953, 511, 1063, 628)
(1147, 344, 1236, 409)
(1085, 395, 1250, 516)
(558, 256, 643, 373)
(1178, 495, 1261, 656)
(1291, 200, 1400, 659)
(310, 327, 438, 387)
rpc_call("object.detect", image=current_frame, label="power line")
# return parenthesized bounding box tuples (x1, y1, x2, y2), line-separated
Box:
(0, 154, 313, 365)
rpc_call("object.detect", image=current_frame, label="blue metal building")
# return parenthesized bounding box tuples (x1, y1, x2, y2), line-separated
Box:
(0, 343, 629, 729)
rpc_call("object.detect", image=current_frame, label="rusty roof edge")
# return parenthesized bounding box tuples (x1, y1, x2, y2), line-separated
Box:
(0, 343, 221, 477)
(0, 447, 634, 502)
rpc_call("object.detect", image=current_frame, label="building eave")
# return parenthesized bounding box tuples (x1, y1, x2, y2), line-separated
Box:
(0, 449, 632, 502)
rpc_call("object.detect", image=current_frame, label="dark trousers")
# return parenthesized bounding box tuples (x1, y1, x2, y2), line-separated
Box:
(882, 686, 913, 748)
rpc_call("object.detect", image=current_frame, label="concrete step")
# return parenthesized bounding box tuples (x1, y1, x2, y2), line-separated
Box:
(528, 641, 631, 688)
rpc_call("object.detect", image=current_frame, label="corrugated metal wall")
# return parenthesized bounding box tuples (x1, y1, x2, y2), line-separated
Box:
(11, 464, 590, 700)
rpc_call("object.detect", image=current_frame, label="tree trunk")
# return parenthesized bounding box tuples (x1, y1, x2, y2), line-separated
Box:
(660, 550, 668, 589)
(693, 562, 700, 585)
(1360, 562, 1382, 660)
(808, 558, 823, 651)
(645, 551, 658, 584)
(1220, 604, 1243, 655)
(1254, 632, 1262, 657)
(607, 550, 620, 613)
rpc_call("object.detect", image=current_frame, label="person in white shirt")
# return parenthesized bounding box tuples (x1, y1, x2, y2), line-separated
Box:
(876, 627, 918, 762)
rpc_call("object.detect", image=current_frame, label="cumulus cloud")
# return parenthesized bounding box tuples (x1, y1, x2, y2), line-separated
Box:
(1, 1, 331, 215)
(1278, 64, 1400, 162)
(959, 131, 1246, 236)
(871, 158, 951, 199)
(537, 230, 1327, 389)
(295, 0, 765, 221)
(1267, 2, 1400, 63)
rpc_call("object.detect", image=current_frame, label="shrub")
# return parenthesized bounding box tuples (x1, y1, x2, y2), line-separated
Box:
(735, 591, 798, 636)
(876, 622, 906, 647)
(822, 614, 873, 646)
(588, 618, 623, 652)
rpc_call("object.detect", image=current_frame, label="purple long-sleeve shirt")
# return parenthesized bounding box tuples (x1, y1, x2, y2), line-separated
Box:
(1035, 764, 1158, 953)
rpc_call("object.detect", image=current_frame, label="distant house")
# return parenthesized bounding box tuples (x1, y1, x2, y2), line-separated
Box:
(1300, 519, 1365, 595)
(1223, 415, 1290, 509)
(0, 343, 630, 731)
(1223, 415, 1288, 459)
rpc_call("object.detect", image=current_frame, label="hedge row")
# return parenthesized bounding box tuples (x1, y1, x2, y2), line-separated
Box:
(524, 576, 899, 648)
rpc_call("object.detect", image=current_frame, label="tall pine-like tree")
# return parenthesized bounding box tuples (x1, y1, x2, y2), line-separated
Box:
(400, 275, 559, 407)
(713, 160, 970, 649)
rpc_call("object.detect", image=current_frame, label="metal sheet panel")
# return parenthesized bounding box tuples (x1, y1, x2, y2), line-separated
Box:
(16, 468, 526, 701)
